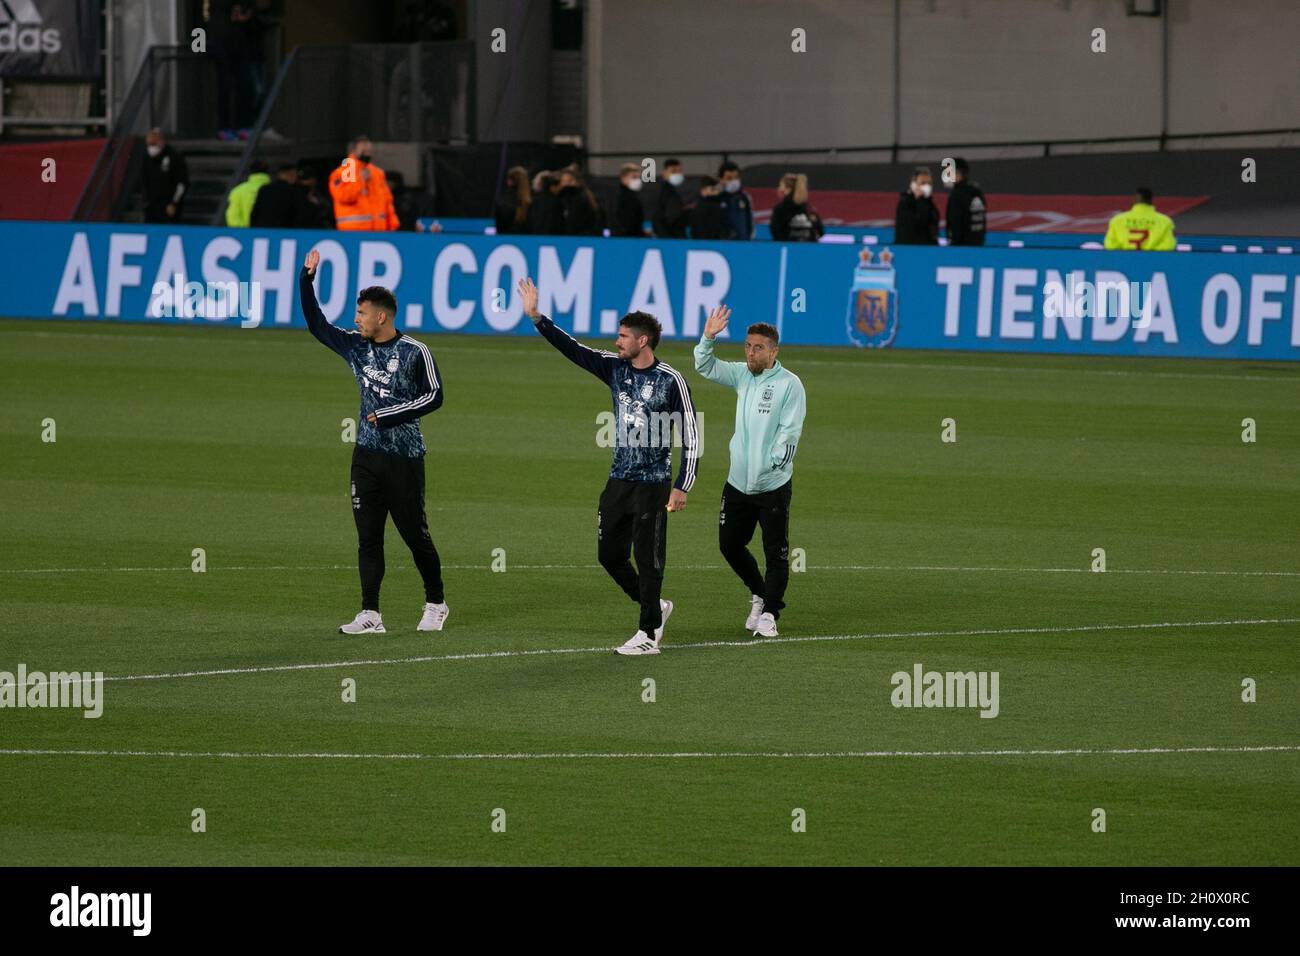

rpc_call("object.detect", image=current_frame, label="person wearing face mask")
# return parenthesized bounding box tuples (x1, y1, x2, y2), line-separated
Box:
(716, 160, 754, 240)
(328, 135, 400, 232)
(141, 128, 190, 224)
(653, 158, 688, 238)
(894, 166, 939, 245)
(612, 162, 649, 237)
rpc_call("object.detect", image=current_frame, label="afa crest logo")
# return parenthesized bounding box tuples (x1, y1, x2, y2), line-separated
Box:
(846, 247, 898, 348)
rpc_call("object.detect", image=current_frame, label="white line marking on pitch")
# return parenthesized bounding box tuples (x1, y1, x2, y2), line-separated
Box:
(16, 328, 1297, 383)
(0, 745, 1295, 762)
(4, 563, 1300, 577)
(87, 615, 1300, 686)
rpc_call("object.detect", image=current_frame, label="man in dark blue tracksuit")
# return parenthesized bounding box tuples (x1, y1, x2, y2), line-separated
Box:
(299, 250, 448, 636)
(516, 275, 699, 655)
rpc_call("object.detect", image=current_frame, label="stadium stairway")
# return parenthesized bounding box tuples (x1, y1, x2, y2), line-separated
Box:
(119, 139, 245, 225)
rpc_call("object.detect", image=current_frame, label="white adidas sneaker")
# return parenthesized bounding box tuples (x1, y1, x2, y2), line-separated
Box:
(418, 602, 450, 632)
(653, 599, 673, 645)
(745, 594, 765, 631)
(753, 611, 779, 638)
(614, 630, 660, 656)
(339, 610, 385, 635)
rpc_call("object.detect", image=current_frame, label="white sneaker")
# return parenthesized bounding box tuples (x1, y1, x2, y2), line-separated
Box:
(339, 610, 385, 634)
(745, 594, 765, 631)
(753, 611, 779, 638)
(614, 630, 660, 656)
(653, 599, 673, 645)
(418, 602, 449, 632)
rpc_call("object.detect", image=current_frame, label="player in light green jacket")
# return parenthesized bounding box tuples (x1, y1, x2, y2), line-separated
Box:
(694, 305, 806, 638)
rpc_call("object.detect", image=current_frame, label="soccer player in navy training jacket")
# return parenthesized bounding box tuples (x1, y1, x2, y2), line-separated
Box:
(299, 249, 449, 635)
(517, 276, 700, 655)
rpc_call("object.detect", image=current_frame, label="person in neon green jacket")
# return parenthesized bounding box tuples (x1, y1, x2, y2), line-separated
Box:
(694, 305, 806, 639)
(1102, 188, 1177, 250)
(224, 162, 271, 228)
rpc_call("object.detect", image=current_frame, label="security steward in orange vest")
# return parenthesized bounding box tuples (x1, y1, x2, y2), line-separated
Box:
(329, 136, 400, 231)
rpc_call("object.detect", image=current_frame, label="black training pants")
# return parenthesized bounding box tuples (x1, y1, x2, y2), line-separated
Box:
(718, 479, 792, 620)
(350, 444, 445, 612)
(597, 478, 672, 633)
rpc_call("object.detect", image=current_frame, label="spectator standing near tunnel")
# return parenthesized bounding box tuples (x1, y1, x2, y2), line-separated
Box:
(717, 161, 754, 240)
(141, 128, 189, 224)
(894, 166, 939, 245)
(653, 158, 688, 238)
(329, 136, 400, 232)
(945, 157, 987, 246)
(612, 163, 649, 237)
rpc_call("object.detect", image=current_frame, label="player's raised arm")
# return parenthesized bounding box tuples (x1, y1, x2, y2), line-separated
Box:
(693, 304, 746, 388)
(299, 250, 355, 358)
(518, 276, 617, 381)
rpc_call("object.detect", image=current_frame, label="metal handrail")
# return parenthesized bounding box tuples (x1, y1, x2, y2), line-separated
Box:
(211, 44, 303, 225)
(71, 45, 169, 221)
(584, 127, 1300, 163)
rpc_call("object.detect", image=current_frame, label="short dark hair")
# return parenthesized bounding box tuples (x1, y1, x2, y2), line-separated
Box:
(1136, 187, 1154, 204)
(664, 158, 682, 169)
(747, 322, 779, 345)
(699, 175, 719, 189)
(357, 286, 397, 318)
(954, 157, 970, 175)
(718, 160, 741, 177)
(250, 158, 269, 174)
(912, 165, 931, 180)
(620, 311, 661, 350)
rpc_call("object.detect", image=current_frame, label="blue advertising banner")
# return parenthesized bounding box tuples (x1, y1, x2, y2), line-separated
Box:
(2, 221, 1298, 360)
(429, 216, 1299, 254)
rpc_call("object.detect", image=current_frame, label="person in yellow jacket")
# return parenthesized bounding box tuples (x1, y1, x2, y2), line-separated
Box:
(1103, 188, 1176, 250)
(329, 136, 399, 231)
(224, 160, 270, 228)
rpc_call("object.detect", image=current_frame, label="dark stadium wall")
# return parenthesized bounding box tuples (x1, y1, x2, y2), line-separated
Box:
(583, 0, 1300, 175)
(471, 0, 551, 143)
(279, 0, 468, 46)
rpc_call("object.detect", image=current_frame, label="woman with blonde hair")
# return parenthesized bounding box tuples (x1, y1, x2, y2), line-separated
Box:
(495, 165, 533, 234)
(770, 172, 824, 242)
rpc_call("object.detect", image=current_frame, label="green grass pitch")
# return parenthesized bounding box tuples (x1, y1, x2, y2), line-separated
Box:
(1, 316, 1297, 865)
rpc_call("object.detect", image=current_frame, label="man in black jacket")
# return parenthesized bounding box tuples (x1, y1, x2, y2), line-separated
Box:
(688, 177, 727, 240)
(557, 169, 602, 236)
(653, 158, 688, 238)
(894, 166, 939, 245)
(251, 163, 315, 229)
(945, 157, 987, 246)
(612, 163, 648, 237)
(141, 128, 190, 224)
